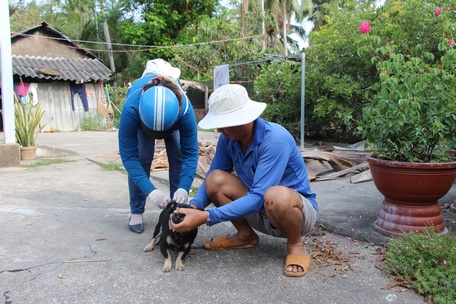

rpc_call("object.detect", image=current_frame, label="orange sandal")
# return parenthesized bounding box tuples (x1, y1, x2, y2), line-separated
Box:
(283, 254, 310, 277)
(203, 234, 258, 250)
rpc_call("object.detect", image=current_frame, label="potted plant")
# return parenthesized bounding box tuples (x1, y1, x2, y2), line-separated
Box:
(14, 95, 47, 160)
(357, 2, 456, 237)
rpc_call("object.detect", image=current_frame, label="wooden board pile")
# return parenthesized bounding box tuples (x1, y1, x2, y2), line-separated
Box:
(151, 140, 216, 179)
(302, 149, 371, 183)
(151, 139, 372, 183)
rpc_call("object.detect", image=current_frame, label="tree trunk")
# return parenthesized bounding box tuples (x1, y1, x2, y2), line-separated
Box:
(103, 20, 116, 87)
(241, 0, 249, 36)
(282, 0, 287, 55)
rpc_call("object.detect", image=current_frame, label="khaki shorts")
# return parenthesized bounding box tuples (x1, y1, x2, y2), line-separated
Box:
(244, 192, 317, 238)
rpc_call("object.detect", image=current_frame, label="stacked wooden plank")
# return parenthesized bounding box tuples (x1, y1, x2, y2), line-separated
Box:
(302, 149, 370, 183)
(151, 139, 372, 183)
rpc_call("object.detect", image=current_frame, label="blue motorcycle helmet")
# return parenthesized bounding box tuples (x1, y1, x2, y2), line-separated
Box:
(139, 76, 182, 139)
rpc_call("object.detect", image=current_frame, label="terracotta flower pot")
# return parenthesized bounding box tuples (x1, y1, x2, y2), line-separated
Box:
(366, 155, 456, 238)
(20, 146, 37, 161)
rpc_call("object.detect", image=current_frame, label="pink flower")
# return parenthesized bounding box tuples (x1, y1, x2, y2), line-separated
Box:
(434, 7, 442, 16)
(444, 260, 447, 265)
(359, 22, 371, 34)
(418, 259, 422, 264)
(448, 40, 455, 45)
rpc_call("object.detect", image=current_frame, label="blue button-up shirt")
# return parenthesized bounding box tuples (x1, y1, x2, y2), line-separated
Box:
(192, 118, 318, 225)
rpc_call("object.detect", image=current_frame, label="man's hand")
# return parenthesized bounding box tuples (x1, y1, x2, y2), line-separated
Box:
(169, 208, 208, 233)
(173, 188, 189, 204)
(147, 190, 170, 209)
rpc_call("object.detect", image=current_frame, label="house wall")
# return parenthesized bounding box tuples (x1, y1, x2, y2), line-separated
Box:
(181, 79, 208, 110)
(12, 32, 85, 59)
(33, 82, 109, 132)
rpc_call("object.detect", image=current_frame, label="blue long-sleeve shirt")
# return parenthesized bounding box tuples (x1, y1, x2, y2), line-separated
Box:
(192, 118, 318, 225)
(118, 76, 199, 196)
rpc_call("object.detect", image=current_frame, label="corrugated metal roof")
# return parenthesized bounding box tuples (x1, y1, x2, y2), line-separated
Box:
(12, 55, 112, 82)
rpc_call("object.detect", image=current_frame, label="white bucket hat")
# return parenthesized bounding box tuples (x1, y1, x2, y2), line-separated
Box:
(198, 84, 267, 129)
(142, 58, 181, 81)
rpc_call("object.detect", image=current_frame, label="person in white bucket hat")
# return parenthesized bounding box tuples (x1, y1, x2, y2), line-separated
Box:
(197, 83, 266, 129)
(171, 84, 318, 277)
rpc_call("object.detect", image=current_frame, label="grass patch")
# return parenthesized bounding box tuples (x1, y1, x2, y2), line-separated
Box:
(99, 161, 124, 171)
(383, 229, 456, 304)
(80, 116, 109, 131)
(21, 159, 75, 167)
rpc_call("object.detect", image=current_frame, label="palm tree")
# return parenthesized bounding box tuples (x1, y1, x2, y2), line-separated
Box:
(44, 0, 96, 41)
(265, 0, 314, 55)
(9, 0, 52, 32)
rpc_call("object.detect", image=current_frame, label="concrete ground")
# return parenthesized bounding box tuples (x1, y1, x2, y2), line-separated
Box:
(1, 130, 455, 304)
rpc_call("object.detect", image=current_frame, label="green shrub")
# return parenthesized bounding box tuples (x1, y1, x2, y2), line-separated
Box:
(304, 1, 376, 142)
(15, 98, 46, 147)
(79, 116, 107, 131)
(384, 229, 456, 304)
(107, 85, 129, 127)
(254, 60, 302, 140)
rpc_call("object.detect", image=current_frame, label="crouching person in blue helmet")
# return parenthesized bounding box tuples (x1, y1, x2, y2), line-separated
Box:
(118, 59, 199, 233)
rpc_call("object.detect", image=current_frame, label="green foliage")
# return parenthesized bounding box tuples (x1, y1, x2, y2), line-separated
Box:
(356, 0, 456, 162)
(168, 9, 276, 82)
(14, 98, 47, 147)
(79, 116, 108, 131)
(304, 0, 456, 149)
(359, 50, 456, 162)
(264, 0, 313, 53)
(305, 1, 378, 142)
(107, 85, 129, 127)
(9, 0, 50, 32)
(120, 0, 219, 62)
(254, 60, 302, 140)
(384, 229, 456, 304)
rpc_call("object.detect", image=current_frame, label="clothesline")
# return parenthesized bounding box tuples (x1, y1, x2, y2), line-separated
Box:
(226, 54, 301, 68)
(214, 53, 306, 148)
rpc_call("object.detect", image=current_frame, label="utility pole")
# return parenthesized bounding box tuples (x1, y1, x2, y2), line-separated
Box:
(1, 1, 16, 144)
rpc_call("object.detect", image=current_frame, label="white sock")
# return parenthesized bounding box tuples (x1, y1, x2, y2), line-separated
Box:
(129, 214, 143, 225)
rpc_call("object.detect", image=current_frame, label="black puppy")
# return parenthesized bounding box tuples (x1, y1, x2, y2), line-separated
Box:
(144, 201, 198, 272)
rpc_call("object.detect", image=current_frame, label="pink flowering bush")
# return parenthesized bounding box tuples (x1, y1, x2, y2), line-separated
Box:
(384, 229, 456, 304)
(304, 0, 456, 144)
(356, 0, 456, 162)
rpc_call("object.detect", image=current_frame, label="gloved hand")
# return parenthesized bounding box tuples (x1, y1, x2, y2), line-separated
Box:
(173, 188, 189, 204)
(147, 190, 171, 209)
